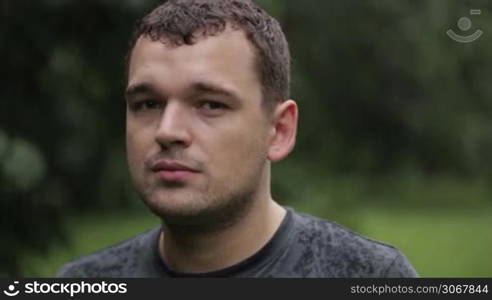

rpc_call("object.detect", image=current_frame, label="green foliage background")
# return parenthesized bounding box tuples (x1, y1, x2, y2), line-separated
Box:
(1, 0, 491, 276)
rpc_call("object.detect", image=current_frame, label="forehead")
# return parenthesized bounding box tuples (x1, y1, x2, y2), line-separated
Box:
(127, 27, 260, 95)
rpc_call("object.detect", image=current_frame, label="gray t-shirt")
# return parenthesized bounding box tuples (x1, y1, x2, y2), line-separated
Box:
(57, 207, 418, 277)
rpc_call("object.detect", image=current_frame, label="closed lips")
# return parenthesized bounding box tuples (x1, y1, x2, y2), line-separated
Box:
(151, 161, 199, 172)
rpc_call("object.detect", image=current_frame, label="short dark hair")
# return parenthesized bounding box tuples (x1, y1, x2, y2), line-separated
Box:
(127, 0, 290, 110)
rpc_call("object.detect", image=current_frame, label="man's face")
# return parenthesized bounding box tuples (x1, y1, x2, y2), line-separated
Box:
(126, 28, 273, 225)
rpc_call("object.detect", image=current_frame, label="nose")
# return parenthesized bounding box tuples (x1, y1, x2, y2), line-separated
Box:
(155, 101, 191, 149)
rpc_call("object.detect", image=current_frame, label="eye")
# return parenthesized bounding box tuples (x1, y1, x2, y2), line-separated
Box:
(200, 101, 228, 111)
(131, 99, 162, 111)
(198, 100, 230, 117)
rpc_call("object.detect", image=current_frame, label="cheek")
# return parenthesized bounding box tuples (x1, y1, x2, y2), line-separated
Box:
(126, 135, 140, 179)
(126, 123, 150, 172)
(205, 121, 268, 173)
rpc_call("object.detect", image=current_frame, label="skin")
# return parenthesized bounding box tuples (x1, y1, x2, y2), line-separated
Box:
(126, 25, 298, 273)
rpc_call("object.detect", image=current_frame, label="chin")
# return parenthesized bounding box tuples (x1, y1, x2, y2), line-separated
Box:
(144, 189, 204, 217)
(141, 185, 253, 230)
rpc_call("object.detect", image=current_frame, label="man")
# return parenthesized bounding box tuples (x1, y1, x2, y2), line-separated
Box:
(57, 0, 418, 277)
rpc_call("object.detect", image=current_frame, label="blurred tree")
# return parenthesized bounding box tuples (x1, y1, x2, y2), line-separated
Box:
(280, 0, 492, 177)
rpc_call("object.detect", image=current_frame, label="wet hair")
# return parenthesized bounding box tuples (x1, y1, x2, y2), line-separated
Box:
(127, 0, 290, 110)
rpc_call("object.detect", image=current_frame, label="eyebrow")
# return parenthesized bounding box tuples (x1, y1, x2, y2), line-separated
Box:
(124, 81, 241, 102)
(190, 81, 240, 101)
(125, 83, 156, 101)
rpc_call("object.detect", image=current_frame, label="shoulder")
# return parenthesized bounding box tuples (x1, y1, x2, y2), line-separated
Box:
(56, 226, 161, 278)
(288, 210, 418, 277)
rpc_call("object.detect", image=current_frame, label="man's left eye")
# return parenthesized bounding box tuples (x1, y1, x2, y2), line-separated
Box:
(200, 101, 228, 110)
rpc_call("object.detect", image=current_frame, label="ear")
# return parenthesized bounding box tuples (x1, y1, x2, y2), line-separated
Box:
(267, 100, 298, 162)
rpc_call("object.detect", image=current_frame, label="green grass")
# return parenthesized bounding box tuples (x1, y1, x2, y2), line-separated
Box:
(22, 205, 492, 277)
(21, 211, 160, 277)
(353, 206, 492, 277)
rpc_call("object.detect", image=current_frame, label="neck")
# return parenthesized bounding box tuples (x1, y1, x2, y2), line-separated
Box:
(157, 171, 286, 273)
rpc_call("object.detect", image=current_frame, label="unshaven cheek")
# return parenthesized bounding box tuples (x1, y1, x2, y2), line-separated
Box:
(126, 129, 150, 185)
(213, 124, 267, 177)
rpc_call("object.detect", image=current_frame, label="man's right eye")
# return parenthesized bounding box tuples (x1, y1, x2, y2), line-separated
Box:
(130, 99, 162, 111)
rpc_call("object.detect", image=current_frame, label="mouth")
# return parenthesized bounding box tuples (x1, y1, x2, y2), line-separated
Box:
(150, 160, 200, 182)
